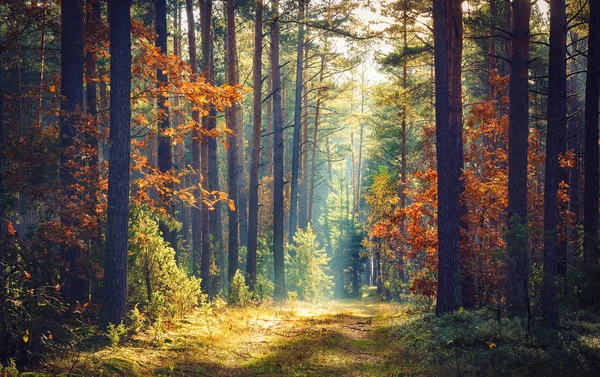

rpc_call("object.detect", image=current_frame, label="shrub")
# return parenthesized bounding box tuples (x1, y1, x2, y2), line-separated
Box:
(287, 227, 333, 302)
(254, 274, 274, 302)
(106, 322, 126, 347)
(127, 304, 145, 334)
(228, 270, 251, 307)
(128, 207, 203, 319)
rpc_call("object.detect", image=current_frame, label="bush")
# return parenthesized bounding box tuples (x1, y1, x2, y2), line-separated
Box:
(228, 270, 251, 307)
(287, 227, 333, 302)
(128, 207, 203, 319)
(254, 274, 274, 302)
(106, 323, 126, 347)
(127, 304, 145, 334)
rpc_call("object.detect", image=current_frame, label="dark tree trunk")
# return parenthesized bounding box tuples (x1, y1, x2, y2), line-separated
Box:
(565, 31, 580, 276)
(271, 0, 286, 300)
(299, 42, 309, 229)
(288, 0, 306, 244)
(102, 0, 132, 327)
(155, 0, 176, 251)
(541, 0, 567, 327)
(207, 36, 225, 291)
(226, 0, 240, 283)
(60, 0, 88, 305)
(199, 0, 213, 296)
(247, 0, 263, 291)
(506, 0, 531, 316)
(583, 0, 600, 264)
(433, 0, 462, 315)
(501, 0, 512, 78)
(185, 0, 202, 279)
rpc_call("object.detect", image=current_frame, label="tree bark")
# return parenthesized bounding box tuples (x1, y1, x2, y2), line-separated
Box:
(102, 0, 132, 326)
(289, 0, 307, 244)
(506, 0, 531, 316)
(308, 52, 325, 225)
(60, 0, 88, 305)
(541, 0, 567, 327)
(185, 0, 202, 279)
(434, 0, 463, 315)
(226, 0, 240, 283)
(199, 0, 213, 295)
(271, 0, 287, 300)
(155, 0, 176, 251)
(583, 0, 600, 264)
(247, 0, 263, 291)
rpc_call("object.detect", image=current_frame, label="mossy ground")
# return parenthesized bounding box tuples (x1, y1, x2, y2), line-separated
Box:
(23, 287, 600, 376)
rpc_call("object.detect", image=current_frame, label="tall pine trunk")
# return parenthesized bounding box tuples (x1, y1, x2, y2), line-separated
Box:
(247, 0, 263, 291)
(155, 0, 176, 251)
(434, 0, 463, 315)
(226, 0, 240, 283)
(271, 0, 287, 300)
(185, 0, 202, 279)
(541, 0, 567, 327)
(102, 0, 132, 326)
(60, 0, 87, 305)
(289, 0, 306, 244)
(199, 0, 213, 295)
(583, 0, 600, 264)
(506, 0, 531, 316)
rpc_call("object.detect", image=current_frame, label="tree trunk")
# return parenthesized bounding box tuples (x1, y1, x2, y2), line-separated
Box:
(271, 0, 287, 300)
(102, 0, 132, 326)
(434, 0, 462, 315)
(185, 0, 202, 279)
(247, 0, 263, 291)
(289, 0, 306, 244)
(199, 0, 213, 296)
(308, 52, 325, 224)
(565, 31, 580, 276)
(299, 41, 309, 229)
(506, 0, 531, 316)
(226, 0, 240, 283)
(155, 0, 176, 252)
(541, 0, 567, 327)
(60, 0, 88, 305)
(583, 0, 600, 264)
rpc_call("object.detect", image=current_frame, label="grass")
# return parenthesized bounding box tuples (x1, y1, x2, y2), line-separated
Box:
(22, 287, 600, 377)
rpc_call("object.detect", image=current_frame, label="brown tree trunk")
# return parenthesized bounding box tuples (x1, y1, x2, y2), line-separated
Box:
(60, 0, 88, 305)
(199, 0, 213, 295)
(185, 0, 202, 279)
(506, 0, 531, 316)
(308, 52, 325, 225)
(583, 0, 600, 264)
(247, 0, 263, 291)
(226, 0, 240, 283)
(102, 0, 132, 326)
(434, 0, 463, 315)
(541, 0, 567, 327)
(271, 0, 287, 299)
(289, 0, 306, 244)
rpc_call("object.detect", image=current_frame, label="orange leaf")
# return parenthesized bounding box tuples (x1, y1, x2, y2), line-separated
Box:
(7, 221, 16, 235)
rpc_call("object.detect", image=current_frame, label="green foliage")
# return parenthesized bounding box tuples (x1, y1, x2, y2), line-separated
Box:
(254, 274, 274, 302)
(228, 270, 251, 307)
(106, 323, 126, 347)
(388, 309, 600, 376)
(128, 207, 203, 319)
(126, 304, 145, 334)
(287, 227, 333, 302)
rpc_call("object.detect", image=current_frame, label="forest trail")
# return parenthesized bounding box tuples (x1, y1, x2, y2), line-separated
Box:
(42, 287, 411, 377)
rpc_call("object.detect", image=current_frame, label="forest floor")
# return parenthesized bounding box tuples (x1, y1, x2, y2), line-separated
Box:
(31, 287, 415, 376)
(26, 286, 600, 377)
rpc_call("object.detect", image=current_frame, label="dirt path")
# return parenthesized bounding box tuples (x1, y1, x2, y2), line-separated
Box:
(39, 288, 407, 376)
